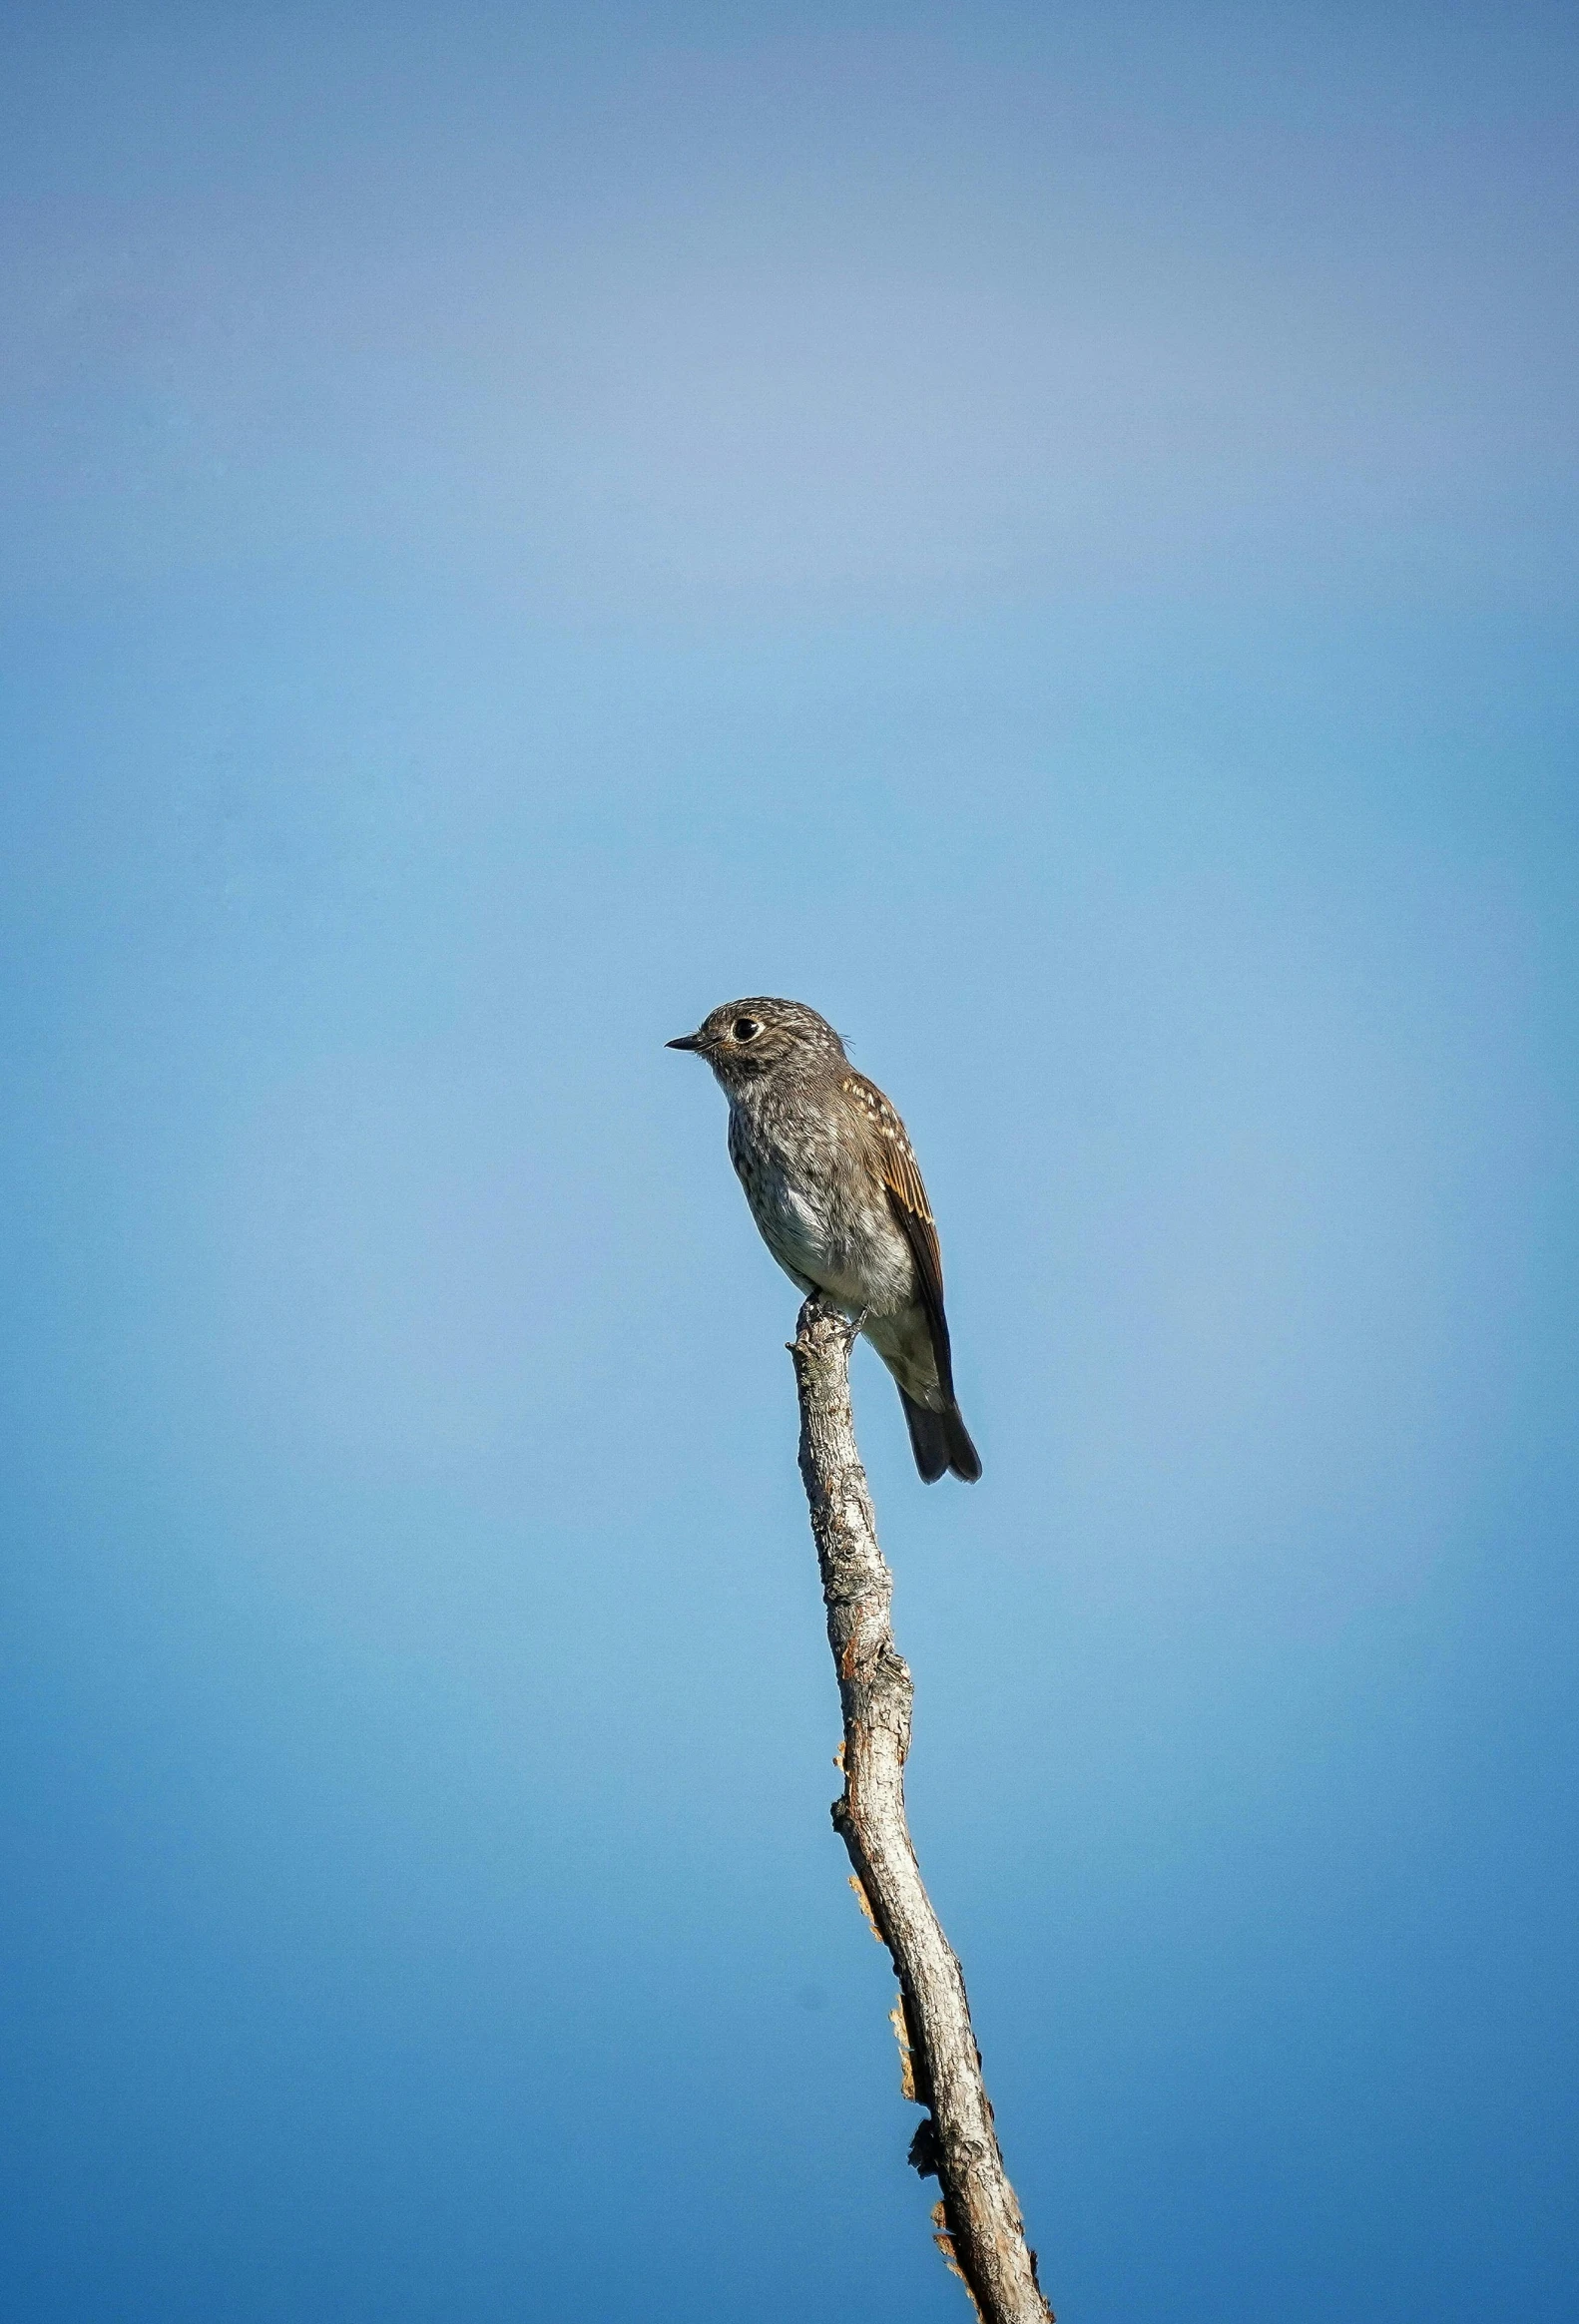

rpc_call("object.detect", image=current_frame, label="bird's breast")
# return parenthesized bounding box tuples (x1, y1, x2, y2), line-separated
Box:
(728, 1099, 912, 1312)
(734, 1139, 831, 1272)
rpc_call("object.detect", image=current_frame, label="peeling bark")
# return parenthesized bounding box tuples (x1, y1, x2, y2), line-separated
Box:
(790, 1294, 1053, 2324)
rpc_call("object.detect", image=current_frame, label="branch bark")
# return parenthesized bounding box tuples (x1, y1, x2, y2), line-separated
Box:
(790, 1293, 1053, 2324)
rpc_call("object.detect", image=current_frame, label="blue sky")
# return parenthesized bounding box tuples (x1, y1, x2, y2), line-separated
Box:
(2, 7, 1576, 2320)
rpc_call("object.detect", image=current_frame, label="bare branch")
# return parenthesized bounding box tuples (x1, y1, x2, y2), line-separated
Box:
(790, 1293, 1053, 2324)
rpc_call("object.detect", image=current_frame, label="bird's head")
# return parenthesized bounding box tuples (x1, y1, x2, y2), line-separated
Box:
(667, 996, 845, 1091)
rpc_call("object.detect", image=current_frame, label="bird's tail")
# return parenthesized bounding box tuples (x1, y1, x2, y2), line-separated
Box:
(900, 1390, 982, 1485)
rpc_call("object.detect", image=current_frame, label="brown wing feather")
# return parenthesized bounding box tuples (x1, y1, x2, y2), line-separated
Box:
(843, 1072, 956, 1401)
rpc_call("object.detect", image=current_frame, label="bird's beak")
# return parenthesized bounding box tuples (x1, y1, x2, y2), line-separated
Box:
(666, 1031, 707, 1052)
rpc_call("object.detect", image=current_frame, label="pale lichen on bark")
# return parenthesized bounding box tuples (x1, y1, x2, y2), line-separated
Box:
(789, 1292, 1053, 2324)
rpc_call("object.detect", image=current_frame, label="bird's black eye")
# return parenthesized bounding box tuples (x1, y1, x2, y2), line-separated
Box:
(733, 1017, 763, 1042)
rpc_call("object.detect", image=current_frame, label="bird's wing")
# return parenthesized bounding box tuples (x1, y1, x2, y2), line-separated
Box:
(844, 1072, 956, 1400)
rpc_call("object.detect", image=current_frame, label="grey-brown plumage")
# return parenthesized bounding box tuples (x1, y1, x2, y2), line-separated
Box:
(668, 997, 981, 1483)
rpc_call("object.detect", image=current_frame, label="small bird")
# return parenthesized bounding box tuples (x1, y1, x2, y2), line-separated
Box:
(668, 997, 981, 1483)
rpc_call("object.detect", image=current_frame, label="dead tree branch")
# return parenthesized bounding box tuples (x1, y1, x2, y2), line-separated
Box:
(790, 1292, 1053, 2324)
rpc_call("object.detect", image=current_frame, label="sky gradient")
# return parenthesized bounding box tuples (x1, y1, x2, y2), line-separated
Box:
(2, 7, 1576, 2320)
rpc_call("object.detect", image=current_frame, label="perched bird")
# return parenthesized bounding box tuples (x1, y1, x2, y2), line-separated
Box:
(668, 997, 981, 1483)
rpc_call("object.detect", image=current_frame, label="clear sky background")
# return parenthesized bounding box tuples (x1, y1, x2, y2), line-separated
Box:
(2, 5, 1576, 2319)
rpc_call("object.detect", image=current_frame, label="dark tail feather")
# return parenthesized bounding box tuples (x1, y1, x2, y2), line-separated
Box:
(900, 1390, 982, 1485)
